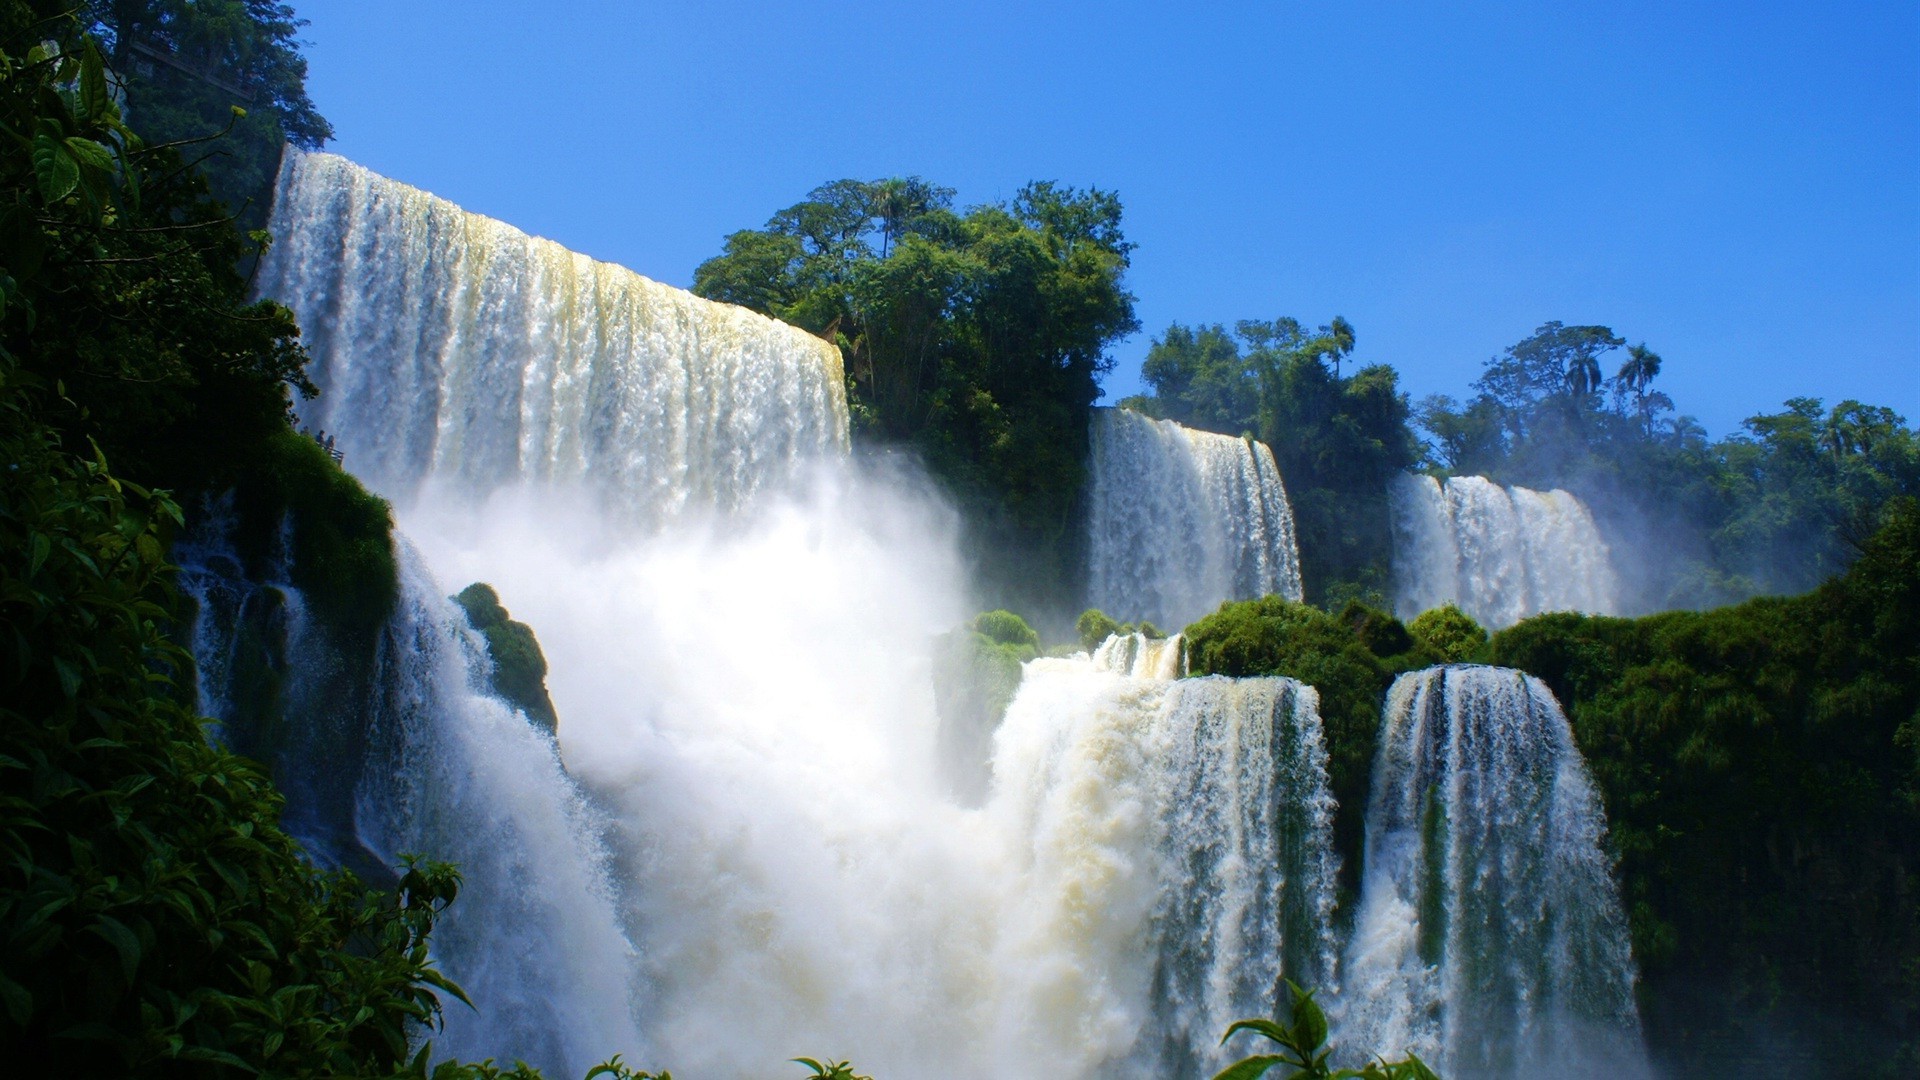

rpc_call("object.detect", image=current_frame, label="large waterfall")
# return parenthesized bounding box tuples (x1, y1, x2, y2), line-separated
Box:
(225, 151, 1654, 1078)
(1087, 408, 1303, 629)
(256, 149, 848, 518)
(1390, 474, 1619, 629)
(1337, 665, 1649, 1079)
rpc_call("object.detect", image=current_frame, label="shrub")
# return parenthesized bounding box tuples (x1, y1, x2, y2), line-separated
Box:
(1406, 604, 1488, 664)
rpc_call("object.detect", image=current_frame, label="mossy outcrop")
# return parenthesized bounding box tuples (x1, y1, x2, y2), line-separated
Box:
(933, 611, 1042, 805)
(454, 583, 560, 733)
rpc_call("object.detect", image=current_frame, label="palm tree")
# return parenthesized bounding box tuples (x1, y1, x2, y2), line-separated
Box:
(1614, 343, 1662, 434)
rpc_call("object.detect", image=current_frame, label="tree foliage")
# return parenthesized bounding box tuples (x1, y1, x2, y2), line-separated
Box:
(1214, 982, 1439, 1080)
(695, 176, 1138, 609)
(1414, 322, 1920, 610)
(1121, 317, 1418, 605)
(86, 0, 331, 223)
(1488, 499, 1920, 1073)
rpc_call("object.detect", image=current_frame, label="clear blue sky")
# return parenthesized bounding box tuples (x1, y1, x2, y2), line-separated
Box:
(294, 0, 1917, 437)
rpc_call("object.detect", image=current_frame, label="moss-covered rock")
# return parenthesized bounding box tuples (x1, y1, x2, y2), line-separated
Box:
(453, 583, 559, 733)
(972, 609, 1041, 650)
(228, 428, 398, 648)
(1076, 608, 1121, 650)
(934, 611, 1043, 805)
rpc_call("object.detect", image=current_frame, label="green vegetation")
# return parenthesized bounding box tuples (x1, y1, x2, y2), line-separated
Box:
(1072, 606, 1165, 650)
(932, 610, 1041, 804)
(1119, 317, 1419, 606)
(1487, 498, 1920, 1073)
(1184, 597, 1445, 890)
(0, 10, 666, 1077)
(454, 583, 558, 734)
(694, 177, 1138, 611)
(1075, 607, 1122, 650)
(1416, 322, 1919, 609)
(1405, 605, 1487, 664)
(89, 0, 332, 228)
(794, 1059, 872, 1080)
(1214, 983, 1438, 1080)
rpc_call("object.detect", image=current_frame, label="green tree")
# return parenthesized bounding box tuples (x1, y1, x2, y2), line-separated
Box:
(695, 177, 1138, 609)
(86, 0, 331, 223)
(1123, 316, 1418, 605)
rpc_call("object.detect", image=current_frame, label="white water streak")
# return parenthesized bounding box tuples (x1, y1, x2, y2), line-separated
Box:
(1390, 474, 1618, 629)
(1088, 408, 1303, 628)
(1337, 665, 1648, 1079)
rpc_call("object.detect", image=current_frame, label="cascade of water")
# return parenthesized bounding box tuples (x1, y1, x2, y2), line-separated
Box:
(988, 634, 1339, 1079)
(246, 150, 1649, 1080)
(1389, 474, 1619, 629)
(1087, 408, 1302, 629)
(177, 515, 643, 1076)
(1337, 665, 1649, 1079)
(255, 149, 849, 520)
(357, 545, 644, 1073)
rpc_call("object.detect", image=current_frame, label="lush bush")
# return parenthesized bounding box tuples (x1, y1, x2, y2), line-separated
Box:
(1075, 607, 1122, 650)
(971, 608, 1040, 651)
(454, 583, 558, 733)
(1405, 605, 1487, 664)
(1489, 498, 1920, 1073)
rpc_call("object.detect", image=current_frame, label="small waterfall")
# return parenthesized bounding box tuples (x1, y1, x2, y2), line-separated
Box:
(989, 634, 1339, 1078)
(359, 546, 643, 1073)
(1390, 474, 1618, 629)
(178, 520, 643, 1076)
(1087, 408, 1303, 629)
(256, 149, 848, 519)
(1338, 665, 1649, 1079)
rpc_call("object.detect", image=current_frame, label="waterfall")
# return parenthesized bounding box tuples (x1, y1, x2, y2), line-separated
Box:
(242, 150, 1653, 1078)
(1087, 408, 1303, 629)
(178, 518, 644, 1075)
(255, 149, 849, 519)
(1390, 474, 1619, 629)
(1337, 665, 1649, 1079)
(988, 634, 1340, 1079)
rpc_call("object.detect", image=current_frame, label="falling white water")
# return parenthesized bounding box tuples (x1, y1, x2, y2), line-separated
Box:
(1087, 408, 1303, 629)
(244, 150, 1649, 1079)
(1390, 474, 1619, 629)
(256, 149, 849, 518)
(178, 522, 644, 1075)
(979, 633, 1340, 1080)
(1337, 665, 1650, 1079)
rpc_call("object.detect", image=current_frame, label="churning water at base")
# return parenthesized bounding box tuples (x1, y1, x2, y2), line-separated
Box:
(1337, 665, 1649, 1079)
(256, 150, 848, 520)
(1390, 474, 1619, 629)
(1087, 408, 1303, 628)
(388, 482, 1338, 1080)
